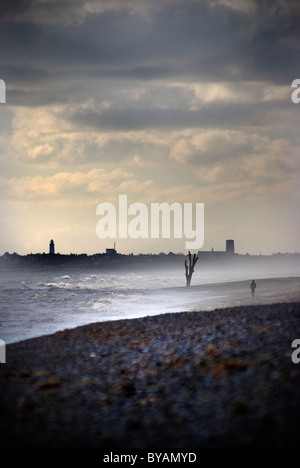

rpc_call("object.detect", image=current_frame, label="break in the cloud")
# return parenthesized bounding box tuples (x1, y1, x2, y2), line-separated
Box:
(0, 0, 299, 255)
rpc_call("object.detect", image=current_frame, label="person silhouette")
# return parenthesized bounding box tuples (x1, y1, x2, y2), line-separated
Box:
(250, 280, 256, 297)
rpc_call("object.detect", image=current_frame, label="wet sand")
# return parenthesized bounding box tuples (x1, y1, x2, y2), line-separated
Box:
(0, 277, 300, 448)
(156, 276, 300, 312)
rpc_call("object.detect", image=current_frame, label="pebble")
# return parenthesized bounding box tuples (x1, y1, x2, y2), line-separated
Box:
(0, 301, 300, 447)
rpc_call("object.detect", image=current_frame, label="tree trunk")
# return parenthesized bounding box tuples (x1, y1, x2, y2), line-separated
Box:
(185, 251, 198, 287)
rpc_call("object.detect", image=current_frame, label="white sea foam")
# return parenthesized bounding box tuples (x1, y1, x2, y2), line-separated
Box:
(0, 263, 300, 344)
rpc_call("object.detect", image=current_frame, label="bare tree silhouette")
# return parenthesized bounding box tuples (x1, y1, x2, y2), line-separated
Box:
(185, 251, 198, 287)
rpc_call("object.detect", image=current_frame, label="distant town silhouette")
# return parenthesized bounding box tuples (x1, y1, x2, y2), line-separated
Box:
(1, 238, 299, 270)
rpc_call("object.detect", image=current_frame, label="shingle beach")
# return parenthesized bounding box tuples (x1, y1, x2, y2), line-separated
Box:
(1, 277, 300, 448)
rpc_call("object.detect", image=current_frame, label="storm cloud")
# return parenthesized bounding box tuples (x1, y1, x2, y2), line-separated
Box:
(0, 0, 299, 255)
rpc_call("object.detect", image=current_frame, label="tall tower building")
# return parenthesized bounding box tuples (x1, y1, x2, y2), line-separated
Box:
(49, 239, 55, 255)
(226, 239, 235, 254)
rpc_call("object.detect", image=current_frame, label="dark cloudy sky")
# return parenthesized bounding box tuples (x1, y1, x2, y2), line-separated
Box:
(0, 0, 299, 255)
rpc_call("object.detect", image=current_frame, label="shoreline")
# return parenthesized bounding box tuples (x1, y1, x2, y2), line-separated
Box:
(1, 300, 300, 447)
(4, 275, 300, 345)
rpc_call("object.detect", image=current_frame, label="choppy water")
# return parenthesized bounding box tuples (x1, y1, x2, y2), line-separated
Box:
(0, 263, 299, 343)
(0, 268, 188, 343)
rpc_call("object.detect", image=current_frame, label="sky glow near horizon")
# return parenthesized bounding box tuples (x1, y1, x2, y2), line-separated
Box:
(0, 0, 299, 256)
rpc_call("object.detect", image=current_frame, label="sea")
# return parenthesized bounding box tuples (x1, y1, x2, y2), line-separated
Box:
(1, 261, 300, 344)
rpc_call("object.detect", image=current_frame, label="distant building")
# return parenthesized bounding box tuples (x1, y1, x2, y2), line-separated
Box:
(106, 242, 117, 255)
(106, 248, 116, 254)
(49, 239, 55, 255)
(198, 239, 235, 258)
(226, 239, 235, 254)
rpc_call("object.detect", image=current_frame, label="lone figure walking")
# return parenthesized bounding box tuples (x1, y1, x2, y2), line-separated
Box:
(250, 280, 256, 297)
